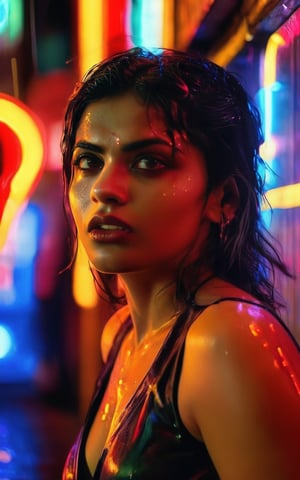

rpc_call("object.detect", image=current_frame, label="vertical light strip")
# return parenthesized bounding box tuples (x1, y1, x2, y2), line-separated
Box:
(140, 0, 164, 48)
(263, 33, 285, 141)
(263, 33, 285, 87)
(73, 1, 174, 306)
(106, 0, 132, 53)
(131, 0, 174, 49)
(75, 0, 107, 306)
(162, 0, 174, 48)
(77, 0, 105, 78)
(125, 0, 133, 46)
(262, 31, 299, 209)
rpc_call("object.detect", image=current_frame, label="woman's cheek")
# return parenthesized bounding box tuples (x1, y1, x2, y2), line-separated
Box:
(69, 181, 90, 217)
(159, 175, 200, 199)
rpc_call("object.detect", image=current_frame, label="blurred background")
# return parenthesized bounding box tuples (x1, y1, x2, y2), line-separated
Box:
(0, 0, 300, 478)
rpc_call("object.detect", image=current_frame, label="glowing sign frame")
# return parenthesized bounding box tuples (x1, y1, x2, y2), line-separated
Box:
(0, 93, 45, 249)
(262, 22, 300, 210)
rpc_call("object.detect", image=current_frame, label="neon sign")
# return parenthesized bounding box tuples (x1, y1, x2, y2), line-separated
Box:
(0, 93, 45, 249)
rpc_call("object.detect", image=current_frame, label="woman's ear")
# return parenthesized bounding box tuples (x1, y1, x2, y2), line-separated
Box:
(205, 177, 240, 223)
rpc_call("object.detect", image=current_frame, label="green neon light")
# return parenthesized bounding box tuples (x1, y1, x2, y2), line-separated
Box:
(0, 0, 23, 42)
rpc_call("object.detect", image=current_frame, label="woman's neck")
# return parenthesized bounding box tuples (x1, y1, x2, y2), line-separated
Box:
(119, 272, 181, 343)
(118, 268, 214, 343)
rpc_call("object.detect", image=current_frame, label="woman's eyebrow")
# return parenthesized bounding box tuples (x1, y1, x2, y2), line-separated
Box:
(73, 141, 105, 154)
(121, 138, 172, 152)
(73, 138, 173, 154)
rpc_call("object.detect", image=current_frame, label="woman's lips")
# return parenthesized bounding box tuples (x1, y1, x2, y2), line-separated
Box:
(88, 215, 132, 242)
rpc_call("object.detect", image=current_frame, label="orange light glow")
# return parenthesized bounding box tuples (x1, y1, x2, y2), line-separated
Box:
(73, 240, 98, 308)
(162, 0, 175, 48)
(75, 0, 107, 305)
(0, 94, 45, 250)
(75, 0, 132, 306)
(107, 456, 119, 475)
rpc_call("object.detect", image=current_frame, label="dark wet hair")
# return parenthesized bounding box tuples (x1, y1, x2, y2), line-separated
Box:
(61, 47, 290, 312)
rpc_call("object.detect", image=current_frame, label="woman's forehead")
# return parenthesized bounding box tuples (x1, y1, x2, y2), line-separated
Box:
(75, 94, 179, 146)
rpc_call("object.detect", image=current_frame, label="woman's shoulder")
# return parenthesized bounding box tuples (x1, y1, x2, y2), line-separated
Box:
(100, 304, 131, 363)
(188, 296, 288, 356)
(180, 280, 300, 479)
(187, 280, 299, 368)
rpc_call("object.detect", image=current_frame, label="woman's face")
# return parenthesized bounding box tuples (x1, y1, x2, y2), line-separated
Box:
(69, 92, 219, 278)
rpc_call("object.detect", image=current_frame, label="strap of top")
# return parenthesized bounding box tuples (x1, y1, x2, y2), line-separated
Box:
(195, 296, 299, 350)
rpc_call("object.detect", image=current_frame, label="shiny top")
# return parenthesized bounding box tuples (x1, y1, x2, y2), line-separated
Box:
(62, 298, 298, 479)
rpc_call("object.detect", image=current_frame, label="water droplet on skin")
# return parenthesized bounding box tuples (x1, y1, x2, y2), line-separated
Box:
(110, 132, 120, 145)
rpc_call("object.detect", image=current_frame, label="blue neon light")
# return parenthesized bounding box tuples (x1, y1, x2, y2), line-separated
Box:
(131, 0, 163, 49)
(0, 0, 8, 33)
(0, 325, 14, 359)
(0, 203, 42, 381)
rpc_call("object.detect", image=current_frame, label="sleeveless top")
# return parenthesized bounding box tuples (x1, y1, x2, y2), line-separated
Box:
(62, 298, 299, 479)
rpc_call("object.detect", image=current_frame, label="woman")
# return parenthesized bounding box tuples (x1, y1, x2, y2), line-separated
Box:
(61, 47, 300, 479)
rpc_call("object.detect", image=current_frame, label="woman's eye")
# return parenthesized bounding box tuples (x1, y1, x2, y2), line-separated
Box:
(73, 154, 102, 172)
(133, 156, 166, 171)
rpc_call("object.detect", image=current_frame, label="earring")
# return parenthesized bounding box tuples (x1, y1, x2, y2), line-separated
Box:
(219, 213, 231, 242)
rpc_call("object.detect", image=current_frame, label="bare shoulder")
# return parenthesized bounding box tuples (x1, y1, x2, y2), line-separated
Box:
(100, 305, 130, 363)
(186, 296, 300, 399)
(188, 294, 299, 366)
(179, 291, 300, 479)
(191, 277, 299, 363)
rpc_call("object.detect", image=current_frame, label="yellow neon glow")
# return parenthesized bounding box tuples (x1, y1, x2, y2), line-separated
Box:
(77, 0, 105, 78)
(0, 96, 44, 250)
(263, 183, 300, 210)
(263, 33, 285, 87)
(75, 0, 107, 306)
(73, 240, 98, 308)
(262, 33, 285, 143)
(262, 30, 299, 212)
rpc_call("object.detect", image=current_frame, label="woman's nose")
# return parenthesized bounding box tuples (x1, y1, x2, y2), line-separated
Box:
(90, 164, 128, 205)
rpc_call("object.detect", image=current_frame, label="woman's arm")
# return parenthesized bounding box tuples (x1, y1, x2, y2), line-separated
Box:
(178, 301, 300, 480)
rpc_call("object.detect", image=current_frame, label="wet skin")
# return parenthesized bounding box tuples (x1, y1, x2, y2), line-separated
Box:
(69, 92, 220, 283)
